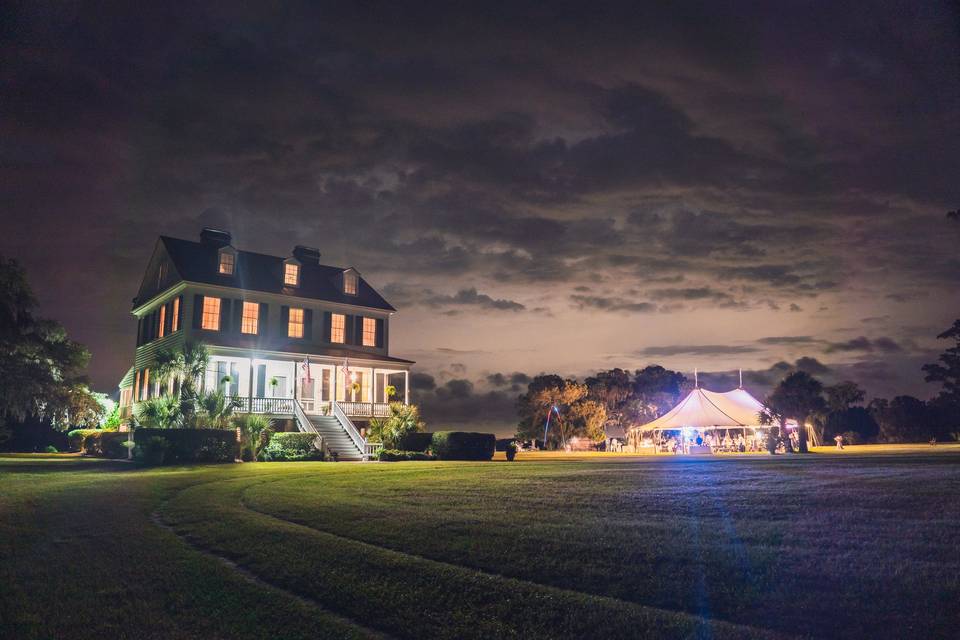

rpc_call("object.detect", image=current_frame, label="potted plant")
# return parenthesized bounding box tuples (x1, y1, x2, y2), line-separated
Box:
(268, 376, 279, 396)
(350, 381, 361, 401)
(385, 384, 397, 400)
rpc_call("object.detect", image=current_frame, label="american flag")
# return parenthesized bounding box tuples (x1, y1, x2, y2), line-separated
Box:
(301, 355, 312, 382)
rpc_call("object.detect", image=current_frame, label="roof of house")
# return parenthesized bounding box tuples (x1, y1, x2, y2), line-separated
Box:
(149, 236, 396, 312)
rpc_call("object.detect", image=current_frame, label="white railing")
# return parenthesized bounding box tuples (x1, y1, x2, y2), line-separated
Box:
(332, 400, 369, 458)
(249, 397, 295, 414)
(293, 399, 325, 454)
(337, 401, 392, 418)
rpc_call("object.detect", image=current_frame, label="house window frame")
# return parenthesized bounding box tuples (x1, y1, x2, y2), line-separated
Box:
(284, 261, 300, 286)
(343, 271, 358, 295)
(201, 296, 221, 331)
(362, 317, 376, 346)
(241, 301, 259, 334)
(288, 307, 304, 338)
(330, 313, 345, 343)
(218, 249, 235, 275)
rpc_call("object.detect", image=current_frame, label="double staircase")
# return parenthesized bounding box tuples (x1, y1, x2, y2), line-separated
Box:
(307, 414, 365, 461)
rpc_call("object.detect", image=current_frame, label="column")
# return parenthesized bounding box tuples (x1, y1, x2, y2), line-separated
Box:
(404, 370, 409, 404)
(247, 360, 254, 412)
(372, 367, 378, 404)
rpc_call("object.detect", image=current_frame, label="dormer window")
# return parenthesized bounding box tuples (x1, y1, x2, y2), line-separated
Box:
(218, 248, 235, 275)
(343, 270, 358, 295)
(284, 262, 300, 286)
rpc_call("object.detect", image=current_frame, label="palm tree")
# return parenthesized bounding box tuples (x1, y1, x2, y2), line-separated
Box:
(196, 389, 243, 429)
(368, 402, 424, 448)
(233, 414, 274, 460)
(134, 395, 184, 429)
(154, 341, 209, 398)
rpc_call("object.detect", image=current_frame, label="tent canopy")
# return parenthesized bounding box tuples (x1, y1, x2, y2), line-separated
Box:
(633, 387, 772, 432)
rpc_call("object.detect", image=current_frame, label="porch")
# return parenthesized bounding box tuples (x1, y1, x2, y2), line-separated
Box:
(203, 353, 410, 419)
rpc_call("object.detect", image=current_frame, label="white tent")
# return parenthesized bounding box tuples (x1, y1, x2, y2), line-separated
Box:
(634, 386, 769, 432)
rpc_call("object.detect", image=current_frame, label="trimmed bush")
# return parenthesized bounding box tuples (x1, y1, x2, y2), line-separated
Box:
(44, 445, 59, 454)
(504, 441, 518, 461)
(396, 431, 433, 452)
(133, 428, 238, 464)
(259, 432, 324, 462)
(375, 449, 437, 462)
(67, 429, 129, 458)
(430, 431, 496, 461)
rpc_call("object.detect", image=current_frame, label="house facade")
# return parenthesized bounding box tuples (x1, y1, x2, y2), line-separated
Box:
(117, 228, 413, 459)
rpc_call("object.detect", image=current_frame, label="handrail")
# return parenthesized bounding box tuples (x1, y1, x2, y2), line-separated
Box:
(293, 399, 325, 455)
(332, 400, 367, 456)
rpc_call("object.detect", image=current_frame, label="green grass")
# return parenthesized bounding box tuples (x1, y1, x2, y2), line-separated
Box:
(2, 451, 959, 639)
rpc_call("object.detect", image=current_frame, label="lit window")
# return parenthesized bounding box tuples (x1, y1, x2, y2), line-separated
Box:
(362, 317, 376, 346)
(241, 302, 259, 334)
(288, 307, 304, 338)
(171, 297, 180, 332)
(158, 305, 166, 338)
(134, 370, 141, 402)
(219, 251, 235, 275)
(330, 313, 345, 343)
(201, 296, 221, 330)
(284, 263, 299, 286)
(143, 368, 150, 400)
(344, 271, 358, 295)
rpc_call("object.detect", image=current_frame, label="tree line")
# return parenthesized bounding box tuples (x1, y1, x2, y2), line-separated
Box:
(515, 322, 960, 450)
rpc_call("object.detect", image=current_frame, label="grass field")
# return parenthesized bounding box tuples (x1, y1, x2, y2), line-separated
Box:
(2, 450, 959, 639)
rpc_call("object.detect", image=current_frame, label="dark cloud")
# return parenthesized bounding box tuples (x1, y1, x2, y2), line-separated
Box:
(758, 336, 818, 345)
(569, 295, 656, 314)
(423, 288, 525, 311)
(825, 336, 903, 353)
(638, 344, 760, 357)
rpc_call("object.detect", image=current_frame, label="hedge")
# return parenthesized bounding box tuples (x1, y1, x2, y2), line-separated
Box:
(430, 431, 496, 461)
(259, 432, 324, 462)
(396, 431, 434, 452)
(376, 449, 437, 462)
(67, 429, 129, 458)
(133, 428, 238, 464)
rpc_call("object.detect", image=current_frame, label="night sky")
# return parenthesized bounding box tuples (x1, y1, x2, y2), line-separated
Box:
(3, 2, 959, 432)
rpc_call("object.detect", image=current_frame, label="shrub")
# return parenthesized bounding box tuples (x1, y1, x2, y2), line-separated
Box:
(44, 445, 59, 454)
(141, 436, 169, 466)
(67, 429, 129, 458)
(397, 431, 433, 452)
(504, 441, 518, 461)
(430, 431, 496, 461)
(375, 449, 437, 462)
(133, 428, 238, 464)
(259, 432, 323, 462)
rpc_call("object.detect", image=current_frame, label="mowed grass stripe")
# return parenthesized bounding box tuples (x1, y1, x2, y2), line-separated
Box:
(160, 472, 790, 640)
(0, 459, 378, 640)
(239, 458, 960, 639)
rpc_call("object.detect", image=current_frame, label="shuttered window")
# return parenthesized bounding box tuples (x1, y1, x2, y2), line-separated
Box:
(241, 302, 259, 334)
(158, 305, 166, 338)
(171, 297, 180, 332)
(288, 307, 304, 338)
(362, 317, 376, 346)
(201, 297, 221, 330)
(330, 313, 345, 343)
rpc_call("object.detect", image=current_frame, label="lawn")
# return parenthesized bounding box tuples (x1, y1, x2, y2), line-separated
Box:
(1, 451, 959, 639)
